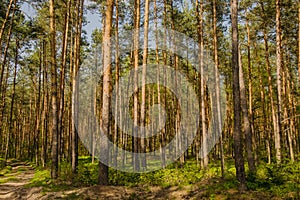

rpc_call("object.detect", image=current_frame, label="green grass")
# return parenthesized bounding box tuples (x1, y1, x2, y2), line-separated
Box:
(0, 176, 18, 184)
(0, 165, 12, 176)
(26, 168, 50, 188)
(17, 167, 28, 172)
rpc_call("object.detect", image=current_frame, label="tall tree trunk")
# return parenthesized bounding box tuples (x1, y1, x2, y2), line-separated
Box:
(35, 43, 42, 165)
(238, 45, 255, 172)
(49, 0, 59, 179)
(254, 42, 271, 164)
(263, 30, 280, 165)
(212, 0, 224, 175)
(133, 0, 141, 171)
(58, 0, 70, 162)
(245, 15, 256, 165)
(41, 40, 48, 167)
(5, 39, 18, 160)
(298, 3, 300, 82)
(196, 0, 208, 169)
(260, 2, 280, 165)
(285, 67, 295, 163)
(71, 0, 84, 175)
(113, 0, 119, 167)
(275, 0, 282, 164)
(140, 0, 150, 170)
(98, 0, 114, 185)
(231, 0, 246, 191)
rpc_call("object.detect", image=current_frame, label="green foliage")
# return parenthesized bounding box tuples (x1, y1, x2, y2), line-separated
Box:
(246, 162, 300, 198)
(76, 157, 98, 185)
(109, 161, 206, 187)
(0, 165, 12, 176)
(22, 156, 299, 199)
(0, 176, 18, 184)
(26, 168, 51, 188)
(0, 158, 5, 170)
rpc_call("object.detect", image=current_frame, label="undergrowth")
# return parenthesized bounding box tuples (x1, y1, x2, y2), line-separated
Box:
(23, 156, 299, 199)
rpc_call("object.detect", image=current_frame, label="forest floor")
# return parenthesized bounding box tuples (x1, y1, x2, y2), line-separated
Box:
(0, 160, 297, 200)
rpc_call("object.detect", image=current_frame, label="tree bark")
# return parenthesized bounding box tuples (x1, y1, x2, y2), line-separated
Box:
(49, 0, 59, 179)
(132, 0, 141, 171)
(212, 0, 224, 175)
(140, 0, 150, 170)
(238, 45, 255, 172)
(298, 0, 300, 82)
(275, 0, 282, 164)
(98, 0, 114, 185)
(58, 0, 70, 162)
(5, 39, 18, 160)
(231, 0, 246, 191)
(245, 15, 257, 166)
(260, 2, 281, 165)
(113, 0, 119, 167)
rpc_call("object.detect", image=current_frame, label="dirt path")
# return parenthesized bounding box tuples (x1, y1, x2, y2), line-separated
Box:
(0, 162, 42, 200)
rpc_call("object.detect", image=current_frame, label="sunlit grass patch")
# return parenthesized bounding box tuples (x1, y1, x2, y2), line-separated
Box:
(0, 176, 18, 184)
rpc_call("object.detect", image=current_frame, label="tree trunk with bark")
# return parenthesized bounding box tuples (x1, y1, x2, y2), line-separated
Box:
(98, 0, 114, 185)
(49, 0, 59, 179)
(231, 0, 246, 191)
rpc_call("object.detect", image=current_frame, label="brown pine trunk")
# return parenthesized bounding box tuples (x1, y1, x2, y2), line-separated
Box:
(231, 0, 246, 191)
(41, 40, 48, 167)
(113, 0, 119, 167)
(98, 0, 114, 185)
(246, 15, 257, 165)
(35, 43, 42, 165)
(49, 0, 59, 179)
(275, 0, 282, 164)
(238, 45, 255, 172)
(5, 39, 18, 160)
(212, 0, 224, 175)
(58, 0, 70, 162)
(254, 42, 271, 164)
(71, 0, 84, 175)
(263, 29, 279, 165)
(132, 0, 141, 171)
(140, 0, 150, 170)
(260, 1, 280, 164)
(196, 0, 208, 169)
(298, 1, 300, 82)
(282, 50, 295, 163)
